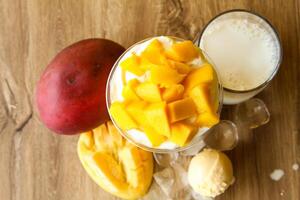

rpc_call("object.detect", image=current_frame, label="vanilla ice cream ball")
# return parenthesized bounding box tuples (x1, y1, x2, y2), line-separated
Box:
(188, 149, 234, 197)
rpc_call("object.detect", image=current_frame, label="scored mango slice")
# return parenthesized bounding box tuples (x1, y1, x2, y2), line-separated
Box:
(145, 102, 171, 137)
(165, 40, 199, 62)
(136, 82, 162, 102)
(120, 53, 145, 76)
(109, 102, 138, 130)
(183, 63, 214, 95)
(78, 121, 153, 200)
(149, 64, 185, 87)
(170, 122, 197, 146)
(161, 84, 184, 102)
(122, 79, 141, 101)
(167, 98, 197, 123)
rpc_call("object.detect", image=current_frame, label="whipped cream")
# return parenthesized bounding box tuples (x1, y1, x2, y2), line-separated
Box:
(109, 36, 211, 149)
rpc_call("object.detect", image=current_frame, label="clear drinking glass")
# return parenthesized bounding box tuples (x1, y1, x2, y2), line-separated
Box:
(106, 36, 226, 154)
(194, 9, 282, 105)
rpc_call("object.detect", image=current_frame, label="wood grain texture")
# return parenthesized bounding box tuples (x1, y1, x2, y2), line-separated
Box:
(0, 0, 299, 199)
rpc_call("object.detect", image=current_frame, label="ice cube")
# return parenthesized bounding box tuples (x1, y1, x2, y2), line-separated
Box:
(153, 167, 175, 196)
(154, 152, 179, 168)
(234, 98, 270, 128)
(204, 120, 238, 151)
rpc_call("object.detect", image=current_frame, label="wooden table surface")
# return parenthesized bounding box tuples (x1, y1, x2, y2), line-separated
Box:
(0, 0, 299, 200)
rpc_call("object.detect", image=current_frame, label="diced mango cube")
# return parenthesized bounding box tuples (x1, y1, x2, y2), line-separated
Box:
(167, 98, 197, 123)
(145, 102, 170, 137)
(196, 112, 219, 127)
(126, 101, 148, 127)
(188, 85, 212, 114)
(141, 39, 167, 65)
(143, 125, 167, 146)
(161, 84, 184, 102)
(170, 122, 196, 146)
(109, 102, 138, 130)
(183, 63, 214, 94)
(139, 56, 155, 71)
(165, 40, 199, 62)
(122, 79, 141, 101)
(136, 82, 162, 102)
(150, 65, 185, 87)
(168, 60, 191, 74)
(120, 54, 145, 76)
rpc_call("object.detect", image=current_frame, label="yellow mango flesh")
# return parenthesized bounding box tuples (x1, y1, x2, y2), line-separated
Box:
(141, 39, 168, 65)
(170, 122, 196, 146)
(165, 40, 199, 62)
(77, 121, 153, 200)
(196, 112, 220, 127)
(145, 102, 171, 137)
(210, 73, 220, 113)
(161, 84, 184, 102)
(120, 53, 145, 76)
(168, 60, 191, 74)
(122, 79, 141, 101)
(136, 82, 162, 102)
(150, 65, 185, 87)
(188, 85, 219, 127)
(126, 101, 148, 127)
(109, 102, 138, 130)
(183, 63, 214, 95)
(92, 152, 127, 190)
(167, 98, 197, 123)
(188, 85, 212, 114)
(143, 125, 167, 146)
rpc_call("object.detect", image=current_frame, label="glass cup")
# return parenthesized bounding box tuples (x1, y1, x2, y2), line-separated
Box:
(194, 9, 282, 105)
(106, 36, 226, 154)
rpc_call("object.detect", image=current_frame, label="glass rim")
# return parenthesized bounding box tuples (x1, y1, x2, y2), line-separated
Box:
(106, 36, 223, 153)
(195, 9, 283, 94)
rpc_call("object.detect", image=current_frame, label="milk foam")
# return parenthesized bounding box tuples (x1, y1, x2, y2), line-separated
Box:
(200, 18, 280, 91)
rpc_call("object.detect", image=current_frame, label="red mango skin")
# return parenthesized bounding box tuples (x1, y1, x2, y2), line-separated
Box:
(36, 39, 125, 135)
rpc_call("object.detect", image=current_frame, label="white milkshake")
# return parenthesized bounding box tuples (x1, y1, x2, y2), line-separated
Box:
(199, 11, 281, 104)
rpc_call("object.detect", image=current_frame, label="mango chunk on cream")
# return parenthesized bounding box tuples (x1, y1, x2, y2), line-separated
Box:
(165, 40, 199, 62)
(136, 82, 162, 102)
(161, 84, 184, 102)
(120, 53, 145, 76)
(167, 98, 197, 123)
(170, 122, 196, 146)
(109, 102, 138, 130)
(183, 63, 214, 95)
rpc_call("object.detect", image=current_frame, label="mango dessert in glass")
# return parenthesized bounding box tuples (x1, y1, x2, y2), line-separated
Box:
(106, 36, 222, 153)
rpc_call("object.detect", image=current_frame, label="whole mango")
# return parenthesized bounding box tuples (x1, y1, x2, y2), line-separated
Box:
(36, 39, 125, 134)
(78, 121, 153, 199)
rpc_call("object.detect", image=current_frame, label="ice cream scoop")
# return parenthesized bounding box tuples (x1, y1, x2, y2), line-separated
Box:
(188, 148, 234, 197)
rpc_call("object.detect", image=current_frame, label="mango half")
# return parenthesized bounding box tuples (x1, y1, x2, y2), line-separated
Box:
(77, 121, 153, 199)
